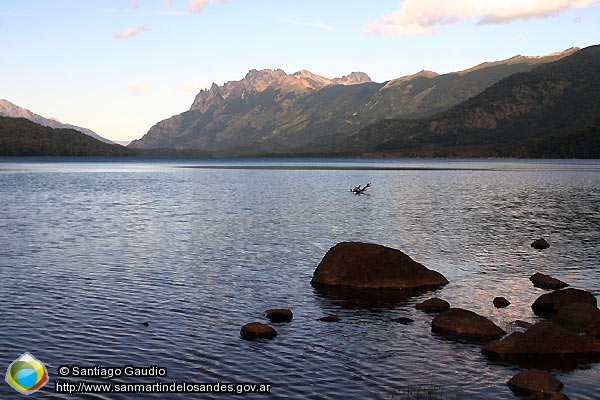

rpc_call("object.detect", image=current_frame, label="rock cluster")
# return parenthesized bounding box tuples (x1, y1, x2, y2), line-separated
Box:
(482, 321, 600, 359)
(240, 239, 598, 398)
(241, 308, 293, 340)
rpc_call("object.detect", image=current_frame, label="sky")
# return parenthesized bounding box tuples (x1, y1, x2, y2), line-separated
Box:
(1, 0, 599, 143)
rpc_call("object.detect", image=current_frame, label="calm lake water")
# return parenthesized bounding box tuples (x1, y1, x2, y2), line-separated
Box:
(1, 158, 599, 399)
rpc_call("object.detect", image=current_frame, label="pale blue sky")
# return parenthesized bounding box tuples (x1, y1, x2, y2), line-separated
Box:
(1, 0, 599, 142)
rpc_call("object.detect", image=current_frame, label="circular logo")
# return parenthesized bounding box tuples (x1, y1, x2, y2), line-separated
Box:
(5, 353, 49, 395)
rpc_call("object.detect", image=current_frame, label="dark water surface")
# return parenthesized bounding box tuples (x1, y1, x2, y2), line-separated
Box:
(1, 158, 599, 399)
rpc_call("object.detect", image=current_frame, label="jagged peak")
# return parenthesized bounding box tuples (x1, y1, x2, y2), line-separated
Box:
(333, 71, 372, 85)
(190, 68, 372, 112)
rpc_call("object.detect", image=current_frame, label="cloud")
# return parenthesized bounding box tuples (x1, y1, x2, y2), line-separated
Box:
(124, 81, 153, 93)
(281, 18, 333, 31)
(115, 24, 150, 39)
(165, 0, 174, 8)
(364, 0, 598, 36)
(186, 0, 230, 14)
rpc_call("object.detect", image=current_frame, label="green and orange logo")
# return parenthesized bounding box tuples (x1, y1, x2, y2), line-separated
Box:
(5, 353, 49, 395)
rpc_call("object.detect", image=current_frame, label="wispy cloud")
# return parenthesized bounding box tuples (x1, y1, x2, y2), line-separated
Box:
(118, 0, 138, 11)
(364, 0, 597, 36)
(124, 81, 153, 93)
(115, 24, 150, 39)
(281, 18, 333, 31)
(186, 0, 230, 14)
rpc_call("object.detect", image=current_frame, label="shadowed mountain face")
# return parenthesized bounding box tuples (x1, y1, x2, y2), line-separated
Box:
(0, 116, 129, 156)
(344, 44, 600, 158)
(0, 99, 113, 144)
(129, 48, 578, 155)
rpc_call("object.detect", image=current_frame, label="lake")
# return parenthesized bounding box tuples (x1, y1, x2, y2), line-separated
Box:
(1, 157, 599, 399)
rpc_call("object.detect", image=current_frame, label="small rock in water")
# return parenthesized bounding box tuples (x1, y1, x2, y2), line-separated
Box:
(265, 308, 293, 322)
(507, 369, 563, 394)
(240, 322, 278, 340)
(318, 315, 340, 322)
(530, 272, 569, 290)
(415, 298, 450, 313)
(512, 320, 533, 329)
(493, 297, 511, 308)
(431, 308, 506, 342)
(531, 238, 550, 250)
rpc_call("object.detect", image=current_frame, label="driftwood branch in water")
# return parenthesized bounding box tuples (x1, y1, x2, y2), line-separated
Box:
(351, 183, 370, 194)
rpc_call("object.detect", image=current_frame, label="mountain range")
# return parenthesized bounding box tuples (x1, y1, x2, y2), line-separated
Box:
(344, 44, 600, 157)
(0, 99, 113, 144)
(2, 45, 598, 158)
(128, 47, 583, 155)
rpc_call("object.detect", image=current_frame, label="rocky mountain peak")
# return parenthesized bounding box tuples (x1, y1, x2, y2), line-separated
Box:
(190, 68, 372, 113)
(333, 72, 372, 85)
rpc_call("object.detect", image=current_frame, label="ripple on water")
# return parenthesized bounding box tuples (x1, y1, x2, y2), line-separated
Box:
(1, 159, 599, 399)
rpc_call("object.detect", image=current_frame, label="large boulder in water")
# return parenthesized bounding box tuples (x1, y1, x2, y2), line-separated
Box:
(431, 308, 506, 342)
(311, 242, 448, 290)
(531, 288, 597, 315)
(482, 322, 600, 361)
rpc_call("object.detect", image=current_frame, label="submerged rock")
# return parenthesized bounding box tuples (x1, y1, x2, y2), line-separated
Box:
(416, 298, 450, 313)
(530, 272, 569, 290)
(311, 242, 448, 290)
(318, 315, 340, 322)
(265, 308, 293, 322)
(240, 322, 278, 340)
(507, 369, 563, 395)
(531, 238, 550, 249)
(493, 297, 511, 308)
(531, 288, 597, 315)
(482, 322, 600, 361)
(512, 320, 533, 329)
(431, 308, 506, 342)
(392, 317, 415, 324)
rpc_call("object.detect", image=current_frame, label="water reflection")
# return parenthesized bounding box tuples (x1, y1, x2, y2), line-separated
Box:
(0, 158, 599, 399)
